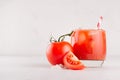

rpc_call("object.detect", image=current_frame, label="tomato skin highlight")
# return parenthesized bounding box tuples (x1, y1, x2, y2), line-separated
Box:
(46, 41, 73, 65)
(63, 51, 85, 70)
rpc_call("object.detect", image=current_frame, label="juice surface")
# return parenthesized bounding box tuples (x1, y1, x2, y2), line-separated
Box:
(71, 29, 106, 60)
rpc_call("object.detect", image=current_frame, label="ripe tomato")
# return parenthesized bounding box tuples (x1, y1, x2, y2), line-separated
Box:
(63, 51, 85, 70)
(46, 41, 73, 65)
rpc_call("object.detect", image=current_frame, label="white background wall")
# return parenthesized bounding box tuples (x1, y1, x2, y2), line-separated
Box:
(0, 0, 119, 56)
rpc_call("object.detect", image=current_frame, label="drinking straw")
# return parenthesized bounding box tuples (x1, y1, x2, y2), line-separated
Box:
(97, 16, 103, 29)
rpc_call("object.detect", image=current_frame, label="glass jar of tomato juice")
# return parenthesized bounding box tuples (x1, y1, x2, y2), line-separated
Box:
(71, 29, 106, 67)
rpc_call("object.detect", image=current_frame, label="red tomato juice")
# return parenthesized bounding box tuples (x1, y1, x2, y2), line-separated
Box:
(71, 29, 106, 60)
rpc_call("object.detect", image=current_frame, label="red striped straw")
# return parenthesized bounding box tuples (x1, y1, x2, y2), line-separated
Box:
(97, 16, 103, 29)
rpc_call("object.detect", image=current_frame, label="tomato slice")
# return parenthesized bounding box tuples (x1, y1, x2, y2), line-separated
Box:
(63, 51, 85, 70)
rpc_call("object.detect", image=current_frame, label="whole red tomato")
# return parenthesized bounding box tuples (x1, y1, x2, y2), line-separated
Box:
(46, 41, 73, 65)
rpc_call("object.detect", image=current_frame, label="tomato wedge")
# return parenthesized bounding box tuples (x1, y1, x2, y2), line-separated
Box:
(63, 51, 85, 70)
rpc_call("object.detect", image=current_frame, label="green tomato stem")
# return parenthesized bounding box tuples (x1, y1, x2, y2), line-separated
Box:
(50, 36, 57, 43)
(58, 31, 74, 42)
